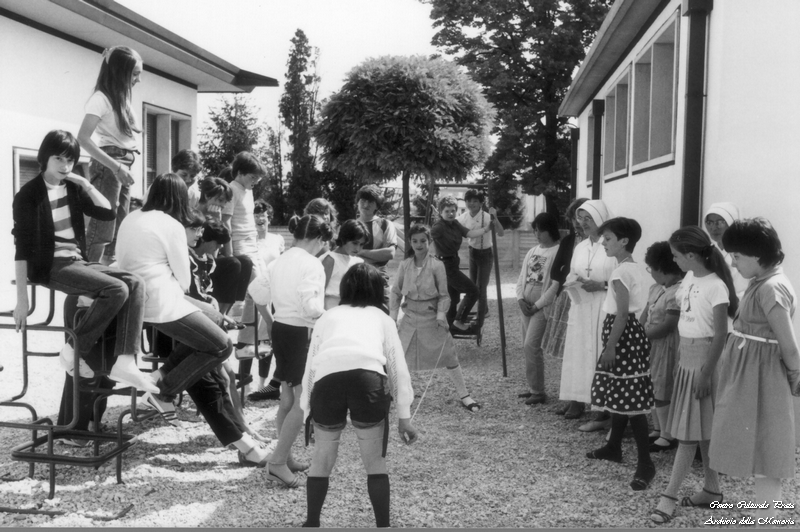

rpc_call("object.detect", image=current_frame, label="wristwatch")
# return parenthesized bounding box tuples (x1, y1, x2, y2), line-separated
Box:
(604, 281, 609, 290)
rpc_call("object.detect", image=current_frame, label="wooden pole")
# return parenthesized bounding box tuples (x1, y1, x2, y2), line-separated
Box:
(487, 184, 508, 377)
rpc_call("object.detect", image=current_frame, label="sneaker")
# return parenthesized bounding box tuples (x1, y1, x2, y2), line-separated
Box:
(59, 344, 94, 378)
(248, 386, 281, 401)
(235, 345, 255, 360)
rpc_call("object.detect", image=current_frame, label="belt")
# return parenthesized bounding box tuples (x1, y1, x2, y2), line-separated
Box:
(732, 330, 778, 349)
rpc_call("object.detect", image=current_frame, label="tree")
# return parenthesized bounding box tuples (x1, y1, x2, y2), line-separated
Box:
(253, 125, 289, 224)
(280, 29, 322, 216)
(198, 94, 264, 177)
(313, 55, 494, 249)
(428, 0, 611, 216)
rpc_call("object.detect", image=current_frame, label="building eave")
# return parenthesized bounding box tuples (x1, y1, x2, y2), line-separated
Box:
(0, 0, 278, 93)
(559, 0, 670, 117)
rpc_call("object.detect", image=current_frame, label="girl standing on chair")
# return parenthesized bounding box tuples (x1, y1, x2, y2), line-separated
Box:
(78, 46, 143, 264)
(650, 226, 737, 524)
(390, 224, 481, 413)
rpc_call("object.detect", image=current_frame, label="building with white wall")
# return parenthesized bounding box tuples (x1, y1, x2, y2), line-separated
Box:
(0, 0, 276, 287)
(560, 0, 800, 436)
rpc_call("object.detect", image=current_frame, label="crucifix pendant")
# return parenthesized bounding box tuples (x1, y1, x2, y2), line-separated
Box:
(586, 266, 592, 277)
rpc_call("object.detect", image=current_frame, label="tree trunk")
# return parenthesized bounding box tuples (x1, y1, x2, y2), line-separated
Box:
(402, 169, 411, 255)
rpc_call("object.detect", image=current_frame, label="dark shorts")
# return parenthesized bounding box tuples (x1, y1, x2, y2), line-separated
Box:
(272, 321, 310, 387)
(310, 369, 393, 431)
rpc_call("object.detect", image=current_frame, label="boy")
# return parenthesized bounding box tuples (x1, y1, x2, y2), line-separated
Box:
(354, 185, 397, 301)
(171, 149, 203, 210)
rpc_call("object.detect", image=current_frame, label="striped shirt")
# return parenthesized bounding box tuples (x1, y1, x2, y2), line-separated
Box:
(45, 181, 80, 259)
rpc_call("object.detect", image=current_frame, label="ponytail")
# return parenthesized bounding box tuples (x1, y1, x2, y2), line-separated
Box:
(289, 214, 333, 243)
(670, 226, 738, 318)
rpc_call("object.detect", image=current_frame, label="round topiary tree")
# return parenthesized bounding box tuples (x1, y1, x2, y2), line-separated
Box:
(313, 55, 494, 249)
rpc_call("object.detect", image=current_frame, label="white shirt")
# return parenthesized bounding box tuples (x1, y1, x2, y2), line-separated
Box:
(117, 209, 198, 323)
(602, 262, 649, 315)
(269, 247, 326, 328)
(321, 251, 364, 309)
(457, 210, 493, 249)
(300, 305, 414, 419)
(222, 181, 257, 243)
(84, 91, 137, 150)
(676, 271, 729, 338)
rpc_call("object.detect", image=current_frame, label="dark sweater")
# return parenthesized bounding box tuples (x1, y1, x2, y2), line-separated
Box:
(12, 174, 115, 284)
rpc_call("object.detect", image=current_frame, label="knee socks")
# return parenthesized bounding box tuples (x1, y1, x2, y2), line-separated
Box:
(367, 473, 391, 528)
(587, 413, 626, 461)
(630, 414, 655, 479)
(304, 476, 329, 527)
(698, 440, 721, 495)
(446, 365, 470, 400)
(656, 442, 696, 515)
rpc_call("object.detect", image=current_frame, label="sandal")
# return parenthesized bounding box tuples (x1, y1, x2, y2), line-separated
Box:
(266, 462, 304, 489)
(287, 457, 310, 472)
(680, 488, 723, 508)
(630, 463, 656, 491)
(650, 493, 678, 524)
(143, 392, 184, 428)
(460, 395, 481, 413)
(237, 448, 270, 468)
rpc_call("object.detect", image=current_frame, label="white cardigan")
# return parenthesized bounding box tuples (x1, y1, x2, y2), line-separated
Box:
(300, 305, 414, 420)
(117, 209, 198, 323)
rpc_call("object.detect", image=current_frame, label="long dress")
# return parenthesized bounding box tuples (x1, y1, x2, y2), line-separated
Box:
(709, 268, 797, 478)
(558, 238, 617, 403)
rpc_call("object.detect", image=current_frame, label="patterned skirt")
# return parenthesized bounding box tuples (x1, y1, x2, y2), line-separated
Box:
(542, 291, 571, 358)
(590, 314, 654, 415)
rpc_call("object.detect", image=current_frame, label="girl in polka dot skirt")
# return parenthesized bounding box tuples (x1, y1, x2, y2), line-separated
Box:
(586, 218, 656, 492)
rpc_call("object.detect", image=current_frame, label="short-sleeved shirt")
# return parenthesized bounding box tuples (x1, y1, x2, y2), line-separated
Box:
(187, 182, 201, 211)
(84, 91, 137, 150)
(361, 217, 397, 268)
(431, 219, 469, 258)
(645, 282, 681, 328)
(676, 271, 729, 338)
(602, 262, 649, 315)
(221, 181, 257, 242)
(457, 210, 493, 250)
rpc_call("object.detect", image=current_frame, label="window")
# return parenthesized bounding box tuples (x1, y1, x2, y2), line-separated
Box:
(12, 147, 90, 192)
(142, 104, 192, 193)
(632, 15, 679, 170)
(603, 70, 630, 178)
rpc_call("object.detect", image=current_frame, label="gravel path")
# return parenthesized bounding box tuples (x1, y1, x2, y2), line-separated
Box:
(1, 273, 798, 527)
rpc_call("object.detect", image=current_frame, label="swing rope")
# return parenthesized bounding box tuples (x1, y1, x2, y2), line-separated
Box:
(410, 330, 448, 422)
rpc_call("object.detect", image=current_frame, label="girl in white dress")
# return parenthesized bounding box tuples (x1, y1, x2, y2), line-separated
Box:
(558, 200, 617, 421)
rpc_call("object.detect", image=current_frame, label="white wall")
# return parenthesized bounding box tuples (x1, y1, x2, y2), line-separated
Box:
(0, 15, 198, 293)
(572, 1, 686, 264)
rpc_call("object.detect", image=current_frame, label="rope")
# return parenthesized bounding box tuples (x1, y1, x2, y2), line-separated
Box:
(410, 330, 448, 422)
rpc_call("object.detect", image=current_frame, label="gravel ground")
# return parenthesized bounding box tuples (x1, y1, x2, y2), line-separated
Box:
(1, 271, 798, 528)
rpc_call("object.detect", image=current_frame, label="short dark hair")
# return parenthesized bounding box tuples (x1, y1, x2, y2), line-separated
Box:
(199, 177, 232, 203)
(722, 217, 785, 268)
(355, 184, 384, 209)
(464, 189, 485, 203)
(598, 217, 642, 252)
(531, 212, 561, 242)
(254, 199, 271, 215)
(335, 219, 368, 247)
(171, 149, 202, 176)
(437, 195, 458, 212)
(405, 224, 432, 257)
(645, 241, 683, 276)
(38, 130, 81, 171)
(185, 209, 206, 229)
(231, 151, 265, 179)
(288, 214, 334, 242)
(339, 263, 386, 309)
(143, 172, 191, 224)
(305, 198, 338, 225)
(200, 220, 231, 245)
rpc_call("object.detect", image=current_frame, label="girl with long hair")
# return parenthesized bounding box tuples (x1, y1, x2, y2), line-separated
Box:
(78, 46, 143, 263)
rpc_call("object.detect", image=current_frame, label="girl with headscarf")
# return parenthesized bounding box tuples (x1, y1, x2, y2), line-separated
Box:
(704, 202, 748, 297)
(558, 200, 617, 423)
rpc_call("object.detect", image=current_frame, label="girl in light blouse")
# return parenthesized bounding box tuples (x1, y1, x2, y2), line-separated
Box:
(390, 224, 481, 412)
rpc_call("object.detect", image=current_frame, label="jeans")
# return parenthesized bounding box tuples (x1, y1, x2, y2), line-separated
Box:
(159, 298, 245, 445)
(151, 309, 232, 400)
(47, 258, 144, 358)
(85, 146, 134, 262)
(521, 284, 547, 396)
(468, 247, 494, 323)
(441, 256, 479, 325)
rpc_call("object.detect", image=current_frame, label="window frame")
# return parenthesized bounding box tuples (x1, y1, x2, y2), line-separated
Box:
(631, 12, 680, 175)
(602, 68, 632, 182)
(12, 146, 91, 193)
(142, 103, 192, 194)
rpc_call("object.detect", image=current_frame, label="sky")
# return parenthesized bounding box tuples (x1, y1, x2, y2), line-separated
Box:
(116, 0, 441, 132)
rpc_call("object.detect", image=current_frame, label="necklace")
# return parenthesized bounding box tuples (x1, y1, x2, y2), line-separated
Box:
(618, 256, 633, 265)
(585, 240, 602, 277)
